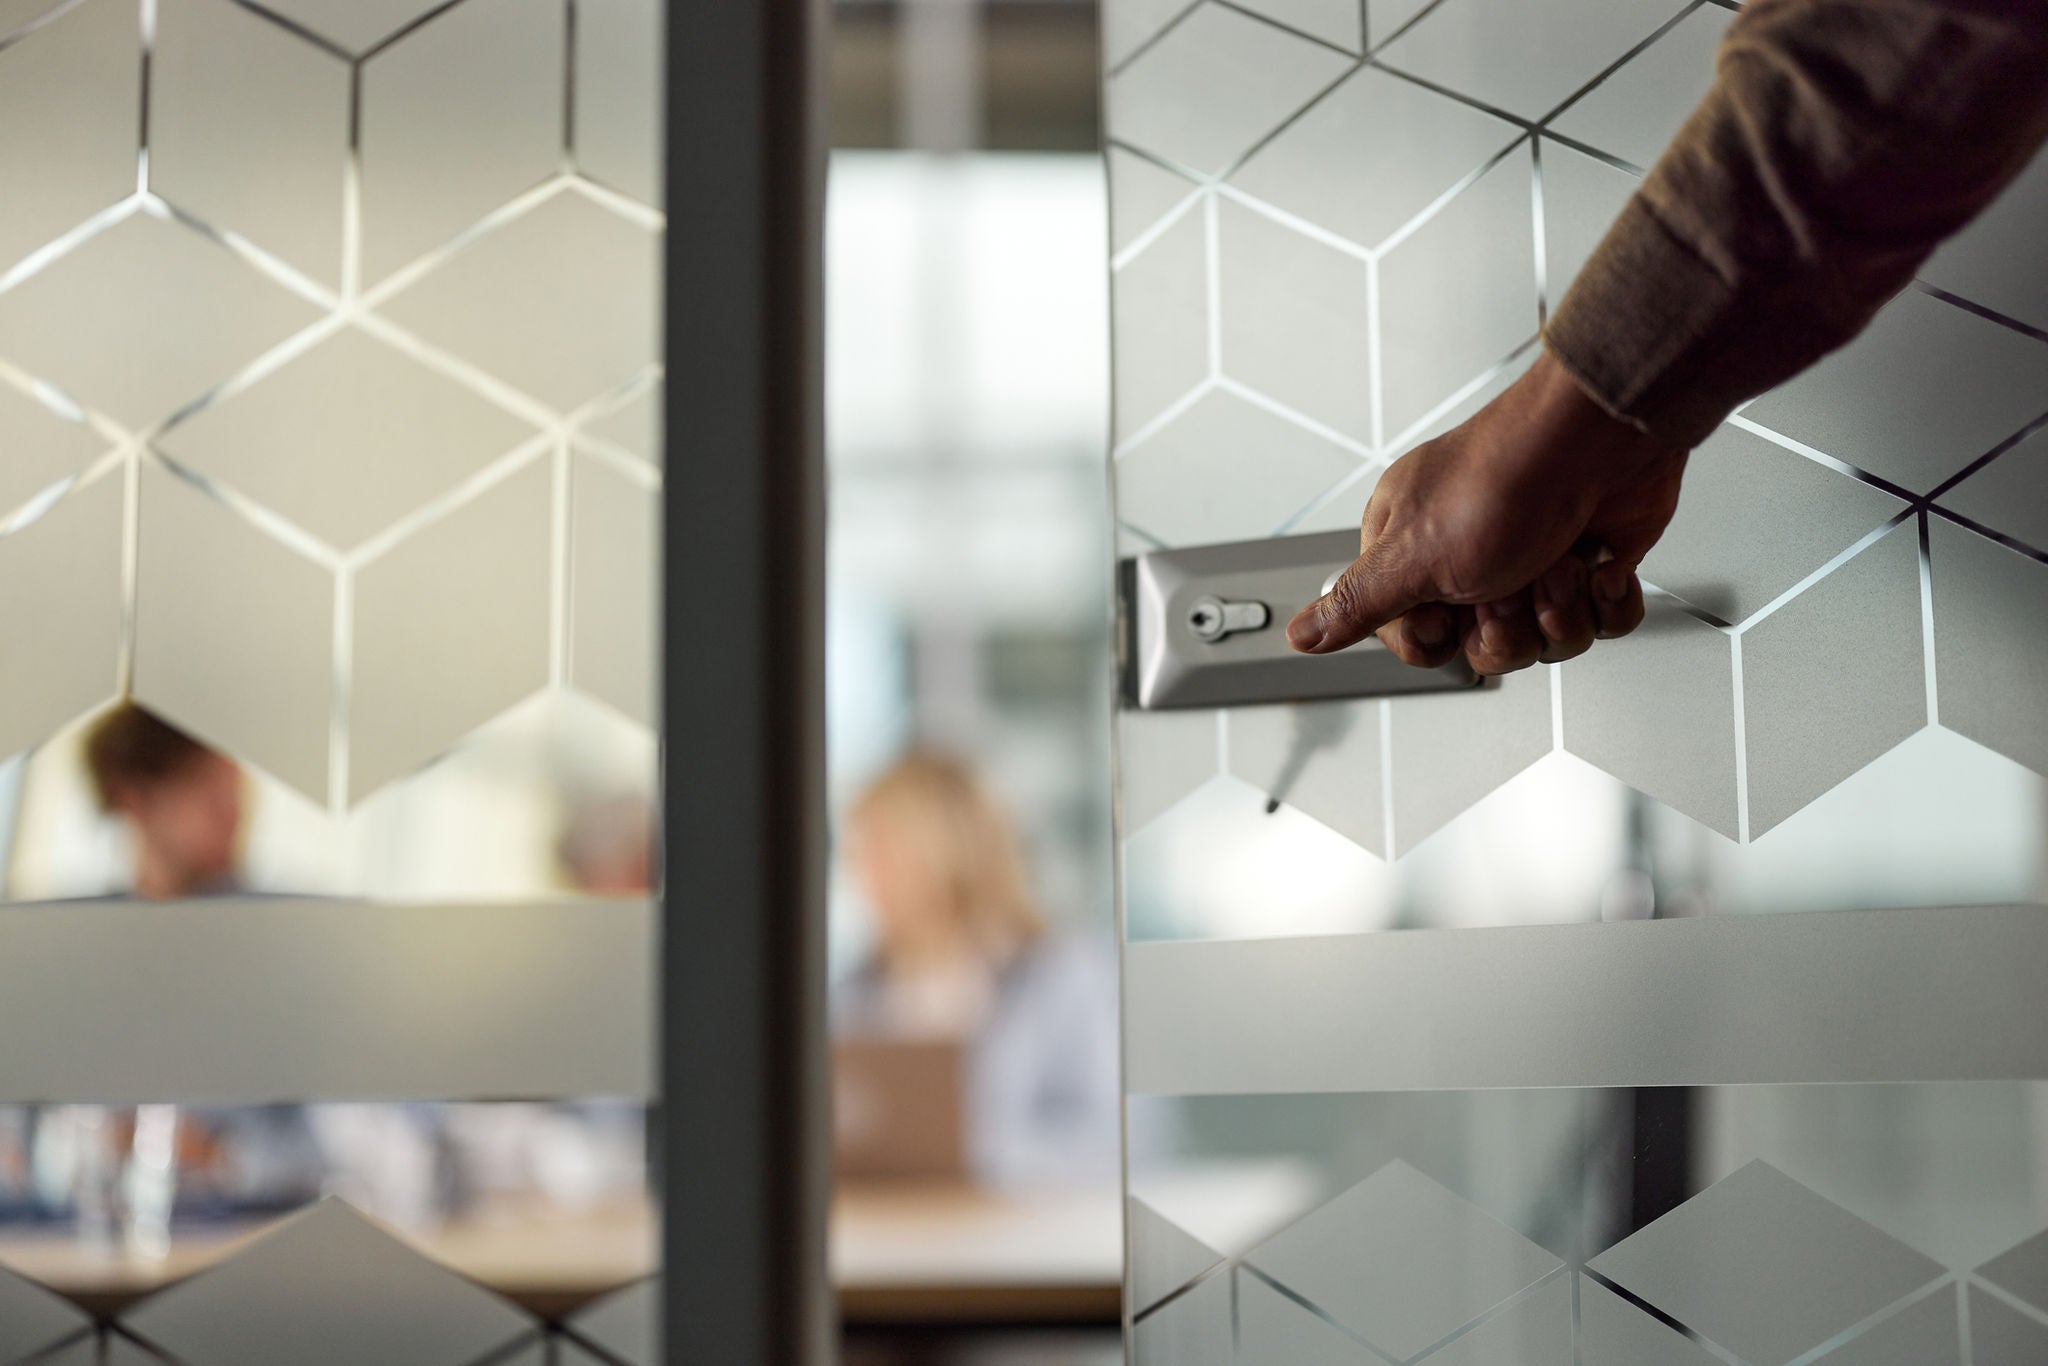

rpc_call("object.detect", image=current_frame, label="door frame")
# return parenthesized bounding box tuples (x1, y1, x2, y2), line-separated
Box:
(662, 0, 832, 1362)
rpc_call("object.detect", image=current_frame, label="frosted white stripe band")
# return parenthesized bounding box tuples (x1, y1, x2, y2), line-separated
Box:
(0, 896, 652, 1104)
(1125, 905, 2048, 1095)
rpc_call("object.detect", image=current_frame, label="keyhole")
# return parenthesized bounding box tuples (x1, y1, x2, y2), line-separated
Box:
(1187, 595, 1270, 643)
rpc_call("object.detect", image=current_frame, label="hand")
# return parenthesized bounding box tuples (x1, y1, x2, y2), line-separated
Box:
(1286, 352, 1689, 676)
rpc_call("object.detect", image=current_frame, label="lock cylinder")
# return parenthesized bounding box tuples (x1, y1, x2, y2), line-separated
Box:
(1121, 530, 1480, 709)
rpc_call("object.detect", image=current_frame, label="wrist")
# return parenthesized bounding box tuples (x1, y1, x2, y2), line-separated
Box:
(1518, 349, 1683, 478)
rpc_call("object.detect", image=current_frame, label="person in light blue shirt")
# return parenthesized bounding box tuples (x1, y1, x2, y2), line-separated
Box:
(834, 753, 1119, 1190)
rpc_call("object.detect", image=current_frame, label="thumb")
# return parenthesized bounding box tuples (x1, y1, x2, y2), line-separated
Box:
(1286, 537, 1429, 655)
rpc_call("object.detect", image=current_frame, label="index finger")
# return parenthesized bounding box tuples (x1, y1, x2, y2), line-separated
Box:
(1286, 537, 1430, 655)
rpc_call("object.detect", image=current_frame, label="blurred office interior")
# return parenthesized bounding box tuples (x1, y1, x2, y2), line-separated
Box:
(0, 2, 1125, 1363)
(3, 1, 2044, 1364)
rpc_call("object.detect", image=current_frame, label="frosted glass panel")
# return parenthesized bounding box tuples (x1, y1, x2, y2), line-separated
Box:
(375, 190, 661, 414)
(1922, 147, 2048, 333)
(121, 1201, 536, 1366)
(1740, 288, 2048, 496)
(1104, 0, 2048, 895)
(583, 380, 664, 470)
(0, 210, 321, 428)
(1377, 151, 1537, 439)
(0, 1259, 90, 1361)
(1110, 203, 1208, 442)
(572, 1278, 660, 1366)
(0, 0, 138, 279)
(1637, 421, 1903, 624)
(1104, 0, 2048, 1359)
(1244, 1159, 1560, 1356)
(1118, 387, 1362, 545)
(349, 458, 554, 802)
(574, 0, 664, 208)
(156, 326, 540, 553)
(0, 472, 123, 764)
(1228, 66, 1520, 252)
(1129, 1084, 2048, 1365)
(1938, 423, 2048, 552)
(134, 463, 337, 801)
(356, 0, 563, 284)
(1105, 4, 1351, 178)
(0, 380, 106, 520)
(0, 0, 664, 816)
(1228, 700, 1385, 855)
(0, 0, 664, 1346)
(1374, 0, 1677, 122)
(1538, 136, 1638, 302)
(1739, 522, 1925, 837)
(1216, 198, 1372, 443)
(150, 0, 349, 286)
(1547, 3, 1731, 171)
(250, 0, 464, 54)
(571, 450, 661, 728)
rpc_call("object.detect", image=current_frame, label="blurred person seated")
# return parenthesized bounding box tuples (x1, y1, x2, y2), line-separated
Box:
(403, 795, 659, 1232)
(85, 703, 246, 900)
(12, 709, 652, 1239)
(318, 796, 661, 1232)
(26, 705, 328, 1240)
(834, 753, 1118, 1191)
(558, 793, 659, 895)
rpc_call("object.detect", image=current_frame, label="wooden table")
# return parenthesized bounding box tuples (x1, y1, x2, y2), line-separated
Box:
(833, 1183, 1122, 1324)
(0, 1199, 658, 1321)
(0, 1183, 1124, 1325)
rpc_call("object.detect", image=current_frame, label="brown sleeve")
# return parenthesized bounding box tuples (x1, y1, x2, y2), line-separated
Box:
(1543, 0, 2048, 450)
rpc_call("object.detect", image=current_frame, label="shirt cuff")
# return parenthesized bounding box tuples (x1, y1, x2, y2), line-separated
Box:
(1543, 194, 1765, 451)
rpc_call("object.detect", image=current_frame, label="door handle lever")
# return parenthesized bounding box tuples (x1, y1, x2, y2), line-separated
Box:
(1121, 530, 1479, 710)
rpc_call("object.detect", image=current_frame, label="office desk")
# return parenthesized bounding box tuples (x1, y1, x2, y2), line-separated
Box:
(0, 1201, 658, 1321)
(834, 1183, 1122, 1324)
(0, 1184, 1124, 1325)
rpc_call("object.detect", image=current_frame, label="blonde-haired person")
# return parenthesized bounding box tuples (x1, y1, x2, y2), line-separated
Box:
(836, 753, 1118, 1190)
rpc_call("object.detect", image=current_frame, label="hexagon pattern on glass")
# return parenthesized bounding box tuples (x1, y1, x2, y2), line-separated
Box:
(0, 0, 663, 807)
(1105, 0, 2048, 849)
(1142, 1158, 1977, 1364)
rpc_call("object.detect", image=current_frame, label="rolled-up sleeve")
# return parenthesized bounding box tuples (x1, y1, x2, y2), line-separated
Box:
(1544, 0, 2048, 449)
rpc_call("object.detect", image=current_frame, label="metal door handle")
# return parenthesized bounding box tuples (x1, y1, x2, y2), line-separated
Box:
(1121, 531, 1479, 710)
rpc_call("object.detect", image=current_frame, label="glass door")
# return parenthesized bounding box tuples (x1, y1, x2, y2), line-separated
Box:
(1101, 1, 2048, 1361)
(0, 0, 672, 1359)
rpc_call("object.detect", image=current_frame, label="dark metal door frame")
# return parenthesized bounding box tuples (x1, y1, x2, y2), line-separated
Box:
(664, 0, 831, 1361)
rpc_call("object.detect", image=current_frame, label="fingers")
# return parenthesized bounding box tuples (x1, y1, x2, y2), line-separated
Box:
(1590, 560, 1645, 639)
(1353, 558, 1648, 678)
(1463, 591, 1546, 676)
(1533, 555, 1597, 663)
(1467, 558, 1641, 675)
(1375, 603, 1464, 669)
(1287, 538, 1429, 656)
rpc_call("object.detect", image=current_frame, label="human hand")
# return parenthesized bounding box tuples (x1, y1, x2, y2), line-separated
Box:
(1286, 351, 1689, 676)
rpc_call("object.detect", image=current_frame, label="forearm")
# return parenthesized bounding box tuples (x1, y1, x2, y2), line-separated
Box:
(1546, 0, 2048, 449)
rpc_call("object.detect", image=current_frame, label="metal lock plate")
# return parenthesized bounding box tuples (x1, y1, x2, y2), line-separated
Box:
(1120, 530, 1480, 710)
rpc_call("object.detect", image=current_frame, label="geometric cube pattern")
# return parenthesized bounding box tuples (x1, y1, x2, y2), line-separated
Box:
(1589, 1162, 1944, 1365)
(1134, 1160, 2048, 1365)
(1227, 700, 1387, 855)
(1244, 1160, 1563, 1359)
(1130, 1197, 1225, 1317)
(566, 1276, 660, 1366)
(1134, 1268, 1232, 1366)
(120, 1201, 536, 1366)
(1104, 0, 2048, 851)
(0, 1198, 654, 1365)
(0, 1258, 91, 1363)
(0, 0, 662, 809)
